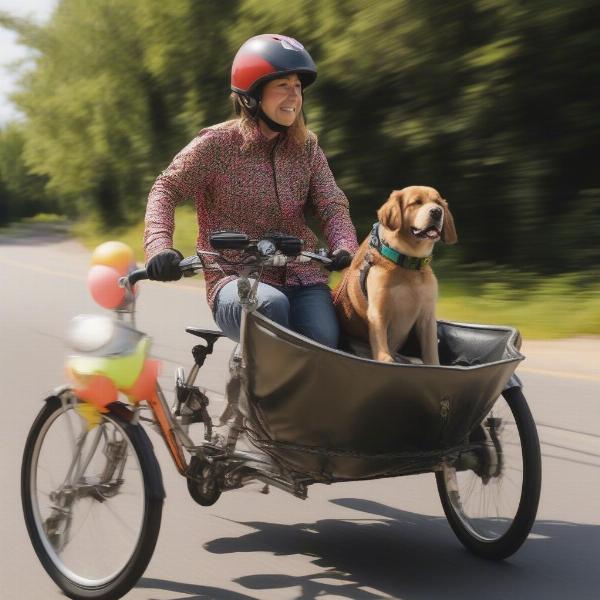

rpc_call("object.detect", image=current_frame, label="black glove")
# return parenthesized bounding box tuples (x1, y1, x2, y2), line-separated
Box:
(325, 249, 352, 272)
(146, 248, 184, 281)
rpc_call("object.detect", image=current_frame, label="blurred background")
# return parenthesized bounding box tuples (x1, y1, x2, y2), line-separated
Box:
(1, 0, 599, 337)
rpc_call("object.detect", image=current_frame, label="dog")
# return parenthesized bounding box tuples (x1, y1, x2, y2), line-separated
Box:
(333, 186, 457, 364)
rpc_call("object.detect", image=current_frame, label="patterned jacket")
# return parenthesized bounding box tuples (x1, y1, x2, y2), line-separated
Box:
(144, 118, 358, 309)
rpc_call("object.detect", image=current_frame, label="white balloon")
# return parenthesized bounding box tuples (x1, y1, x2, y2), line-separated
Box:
(67, 315, 115, 353)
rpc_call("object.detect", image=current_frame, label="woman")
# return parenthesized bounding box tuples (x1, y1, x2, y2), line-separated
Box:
(144, 34, 358, 348)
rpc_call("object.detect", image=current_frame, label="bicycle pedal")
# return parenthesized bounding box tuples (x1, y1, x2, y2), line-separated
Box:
(180, 410, 205, 426)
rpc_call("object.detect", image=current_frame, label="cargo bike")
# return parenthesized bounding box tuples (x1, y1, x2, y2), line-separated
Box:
(21, 231, 542, 600)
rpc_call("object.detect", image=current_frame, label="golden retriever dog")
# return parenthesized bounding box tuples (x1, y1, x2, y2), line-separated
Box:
(333, 186, 457, 364)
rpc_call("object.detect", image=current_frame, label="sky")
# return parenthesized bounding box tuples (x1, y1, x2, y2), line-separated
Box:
(0, 0, 58, 124)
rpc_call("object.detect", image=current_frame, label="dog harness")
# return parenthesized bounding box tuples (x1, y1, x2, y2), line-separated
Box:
(359, 222, 433, 298)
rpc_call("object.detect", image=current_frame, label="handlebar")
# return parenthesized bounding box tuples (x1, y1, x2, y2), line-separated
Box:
(120, 234, 332, 288)
(126, 268, 151, 286)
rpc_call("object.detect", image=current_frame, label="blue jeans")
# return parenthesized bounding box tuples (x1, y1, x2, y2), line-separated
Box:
(213, 280, 339, 348)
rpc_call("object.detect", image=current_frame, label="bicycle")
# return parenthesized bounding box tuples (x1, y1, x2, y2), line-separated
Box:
(21, 231, 542, 599)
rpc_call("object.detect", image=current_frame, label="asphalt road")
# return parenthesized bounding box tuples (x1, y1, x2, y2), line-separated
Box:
(1, 225, 599, 600)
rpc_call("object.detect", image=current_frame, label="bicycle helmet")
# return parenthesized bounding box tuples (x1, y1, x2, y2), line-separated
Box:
(231, 34, 317, 98)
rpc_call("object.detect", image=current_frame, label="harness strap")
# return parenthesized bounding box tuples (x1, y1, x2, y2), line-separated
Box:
(359, 251, 373, 299)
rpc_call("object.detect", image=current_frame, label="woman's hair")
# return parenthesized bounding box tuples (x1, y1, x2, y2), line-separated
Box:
(230, 92, 308, 147)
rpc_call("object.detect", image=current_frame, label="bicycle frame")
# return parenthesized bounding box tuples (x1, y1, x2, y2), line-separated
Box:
(62, 239, 526, 502)
(116, 262, 267, 479)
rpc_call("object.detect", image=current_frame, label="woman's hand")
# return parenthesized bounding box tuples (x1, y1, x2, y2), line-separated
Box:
(146, 249, 184, 281)
(325, 249, 352, 271)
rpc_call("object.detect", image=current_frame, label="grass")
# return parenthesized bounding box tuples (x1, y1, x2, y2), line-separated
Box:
(23, 213, 66, 224)
(72, 205, 199, 259)
(330, 265, 600, 339)
(10, 209, 600, 340)
(436, 271, 600, 339)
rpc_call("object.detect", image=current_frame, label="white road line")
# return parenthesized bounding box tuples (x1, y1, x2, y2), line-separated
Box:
(0, 254, 204, 291)
(519, 366, 600, 383)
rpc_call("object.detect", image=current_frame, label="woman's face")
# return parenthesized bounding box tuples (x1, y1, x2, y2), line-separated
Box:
(260, 73, 302, 126)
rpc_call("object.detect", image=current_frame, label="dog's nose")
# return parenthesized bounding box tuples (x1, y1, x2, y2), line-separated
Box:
(430, 206, 442, 220)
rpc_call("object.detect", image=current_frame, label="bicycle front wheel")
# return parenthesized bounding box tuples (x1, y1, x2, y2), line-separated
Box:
(21, 393, 164, 600)
(436, 387, 541, 560)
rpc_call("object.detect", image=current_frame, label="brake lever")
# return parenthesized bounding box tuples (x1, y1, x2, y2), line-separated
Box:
(300, 251, 333, 265)
(195, 251, 225, 274)
(180, 255, 200, 268)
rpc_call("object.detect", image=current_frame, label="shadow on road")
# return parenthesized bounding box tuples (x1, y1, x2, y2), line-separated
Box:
(137, 577, 257, 599)
(192, 497, 600, 600)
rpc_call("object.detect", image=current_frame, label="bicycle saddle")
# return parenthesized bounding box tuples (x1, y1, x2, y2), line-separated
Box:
(185, 328, 225, 346)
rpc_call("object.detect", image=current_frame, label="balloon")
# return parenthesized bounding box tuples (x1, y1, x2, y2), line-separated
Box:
(125, 359, 160, 402)
(92, 241, 135, 275)
(73, 375, 118, 411)
(87, 264, 126, 309)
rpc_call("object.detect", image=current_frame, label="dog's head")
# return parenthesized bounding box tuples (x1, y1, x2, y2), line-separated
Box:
(377, 186, 457, 247)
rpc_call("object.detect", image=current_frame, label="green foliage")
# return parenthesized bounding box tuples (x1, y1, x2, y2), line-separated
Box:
(4, 1, 157, 226)
(1, 0, 599, 272)
(23, 213, 65, 223)
(0, 123, 57, 224)
(73, 204, 198, 260)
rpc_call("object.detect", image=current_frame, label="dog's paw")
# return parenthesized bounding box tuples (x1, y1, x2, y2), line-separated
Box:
(393, 354, 414, 364)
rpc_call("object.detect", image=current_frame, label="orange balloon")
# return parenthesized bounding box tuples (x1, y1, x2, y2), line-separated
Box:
(74, 375, 118, 411)
(92, 241, 135, 275)
(125, 359, 160, 402)
(87, 264, 126, 309)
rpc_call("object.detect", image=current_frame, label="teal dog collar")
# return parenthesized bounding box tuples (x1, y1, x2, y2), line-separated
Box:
(369, 222, 432, 270)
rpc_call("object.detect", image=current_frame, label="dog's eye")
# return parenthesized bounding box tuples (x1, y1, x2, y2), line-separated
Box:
(413, 199, 423, 206)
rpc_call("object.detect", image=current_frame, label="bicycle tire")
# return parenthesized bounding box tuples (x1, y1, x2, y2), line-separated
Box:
(436, 387, 542, 560)
(21, 394, 164, 599)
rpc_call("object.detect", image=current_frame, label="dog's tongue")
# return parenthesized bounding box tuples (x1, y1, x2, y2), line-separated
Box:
(425, 228, 440, 239)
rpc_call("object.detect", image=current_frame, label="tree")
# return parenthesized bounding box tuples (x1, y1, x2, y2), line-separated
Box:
(2, 0, 598, 270)
(0, 123, 57, 224)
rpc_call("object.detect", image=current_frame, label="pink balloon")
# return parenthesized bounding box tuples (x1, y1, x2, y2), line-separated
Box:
(87, 264, 126, 309)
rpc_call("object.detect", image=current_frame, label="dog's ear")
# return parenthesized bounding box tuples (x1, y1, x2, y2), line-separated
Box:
(377, 191, 403, 231)
(440, 198, 457, 244)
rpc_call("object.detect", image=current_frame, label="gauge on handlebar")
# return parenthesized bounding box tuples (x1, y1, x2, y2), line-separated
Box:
(257, 239, 277, 256)
(264, 232, 303, 256)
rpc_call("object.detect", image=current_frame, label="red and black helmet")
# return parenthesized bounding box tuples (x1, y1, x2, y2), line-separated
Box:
(231, 34, 317, 97)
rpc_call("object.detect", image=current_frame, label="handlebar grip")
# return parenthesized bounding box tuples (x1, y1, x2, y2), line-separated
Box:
(127, 268, 148, 286)
(210, 231, 250, 250)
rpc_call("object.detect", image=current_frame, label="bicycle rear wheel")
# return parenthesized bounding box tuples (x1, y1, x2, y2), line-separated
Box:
(22, 393, 164, 600)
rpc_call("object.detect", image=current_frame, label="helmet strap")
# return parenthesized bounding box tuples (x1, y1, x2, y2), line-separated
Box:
(237, 89, 291, 134)
(257, 105, 289, 134)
